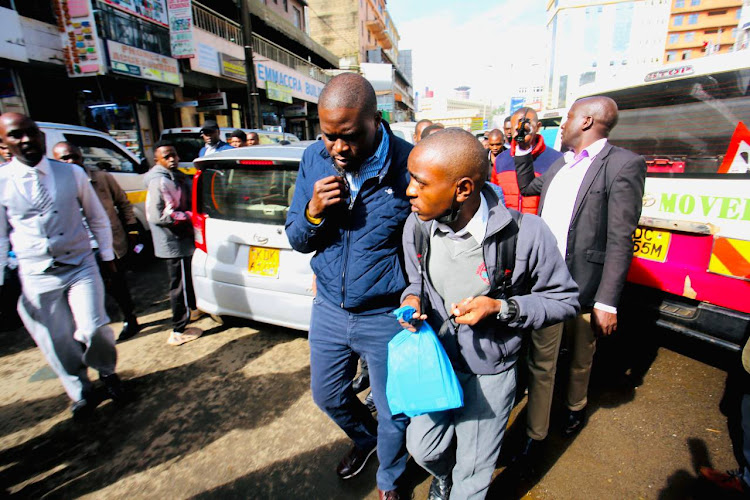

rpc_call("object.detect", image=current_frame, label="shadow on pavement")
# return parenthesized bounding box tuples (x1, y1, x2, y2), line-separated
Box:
(0, 327, 308, 498)
(488, 313, 662, 498)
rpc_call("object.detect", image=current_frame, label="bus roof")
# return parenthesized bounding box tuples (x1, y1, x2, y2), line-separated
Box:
(577, 51, 750, 99)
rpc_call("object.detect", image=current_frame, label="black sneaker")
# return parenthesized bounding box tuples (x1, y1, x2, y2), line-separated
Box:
(427, 475, 452, 500)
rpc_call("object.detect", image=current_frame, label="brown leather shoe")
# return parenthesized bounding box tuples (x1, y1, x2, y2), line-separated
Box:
(336, 444, 376, 479)
(378, 489, 400, 500)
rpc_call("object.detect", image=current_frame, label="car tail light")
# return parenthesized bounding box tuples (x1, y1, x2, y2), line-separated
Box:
(237, 160, 274, 165)
(192, 169, 207, 252)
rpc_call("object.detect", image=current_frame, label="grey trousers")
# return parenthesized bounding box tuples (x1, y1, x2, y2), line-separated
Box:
(406, 368, 516, 500)
(17, 254, 117, 403)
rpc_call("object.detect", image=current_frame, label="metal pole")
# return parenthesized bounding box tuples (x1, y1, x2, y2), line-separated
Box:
(240, 0, 262, 129)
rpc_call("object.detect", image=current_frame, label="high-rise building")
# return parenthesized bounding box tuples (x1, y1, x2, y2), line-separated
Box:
(664, 0, 744, 62)
(306, 0, 414, 121)
(544, 0, 671, 110)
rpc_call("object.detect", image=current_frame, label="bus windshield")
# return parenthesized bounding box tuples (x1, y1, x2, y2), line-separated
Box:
(595, 68, 750, 174)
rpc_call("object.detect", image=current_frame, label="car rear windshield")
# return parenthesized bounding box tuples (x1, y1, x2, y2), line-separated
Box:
(161, 132, 284, 164)
(595, 68, 750, 174)
(198, 162, 299, 225)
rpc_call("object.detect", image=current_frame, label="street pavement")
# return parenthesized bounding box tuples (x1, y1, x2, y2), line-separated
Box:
(0, 258, 744, 499)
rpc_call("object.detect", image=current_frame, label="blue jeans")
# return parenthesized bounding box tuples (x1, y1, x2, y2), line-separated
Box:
(309, 295, 409, 491)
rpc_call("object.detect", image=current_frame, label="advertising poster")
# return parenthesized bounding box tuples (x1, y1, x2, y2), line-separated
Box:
(53, 0, 106, 77)
(167, 0, 195, 58)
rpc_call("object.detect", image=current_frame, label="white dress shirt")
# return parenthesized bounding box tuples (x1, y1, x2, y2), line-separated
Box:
(523, 138, 616, 312)
(432, 192, 489, 244)
(0, 157, 114, 285)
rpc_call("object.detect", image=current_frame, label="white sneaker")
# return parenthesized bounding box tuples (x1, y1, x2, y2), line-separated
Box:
(167, 327, 203, 346)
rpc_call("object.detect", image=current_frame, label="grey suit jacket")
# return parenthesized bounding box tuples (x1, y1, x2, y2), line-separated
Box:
(514, 142, 647, 308)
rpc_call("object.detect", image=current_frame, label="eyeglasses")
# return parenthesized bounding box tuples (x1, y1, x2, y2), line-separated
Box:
(59, 154, 80, 161)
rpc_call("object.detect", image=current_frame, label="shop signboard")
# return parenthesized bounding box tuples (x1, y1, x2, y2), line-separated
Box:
(106, 40, 180, 85)
(509, 97, 525, 114)
(102, 0, 169, 27)
(266, 82, 293, 104)
(53, 0, 106, 77)
(284, 103, 308, 117)
(0, 7, 29, 63)
(197, 92, 228, 112)
(196, 43, 220, 75)
(167, 0, 195, 59)
(255, 58, 325, 104)
(220, 53, 247, 82)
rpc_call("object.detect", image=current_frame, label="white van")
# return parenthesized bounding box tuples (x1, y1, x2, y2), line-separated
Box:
(190, 143, 314, 330)
(38, 122, 151, 236)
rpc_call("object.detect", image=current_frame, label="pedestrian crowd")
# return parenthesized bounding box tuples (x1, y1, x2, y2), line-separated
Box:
(0, 68, 694, 500)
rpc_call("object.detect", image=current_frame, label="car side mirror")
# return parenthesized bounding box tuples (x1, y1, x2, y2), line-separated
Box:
(137, 157, 150, 174)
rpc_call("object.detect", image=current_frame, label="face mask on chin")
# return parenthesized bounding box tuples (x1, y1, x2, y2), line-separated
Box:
(436, 190, 463, 225)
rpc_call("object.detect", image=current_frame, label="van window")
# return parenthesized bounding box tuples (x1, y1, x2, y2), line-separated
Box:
(63, 134, 138, 173)
(599, 68, 750, 173)
(199, 163, 299, 225)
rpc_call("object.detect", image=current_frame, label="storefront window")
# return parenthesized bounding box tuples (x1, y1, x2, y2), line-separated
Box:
(84, 103, 142, 156)
(96, 5, 170, 56)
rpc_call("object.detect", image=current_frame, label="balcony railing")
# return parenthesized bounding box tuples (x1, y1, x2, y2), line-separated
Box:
(192, 2, 330, 84)
(193, 2, 243, 45)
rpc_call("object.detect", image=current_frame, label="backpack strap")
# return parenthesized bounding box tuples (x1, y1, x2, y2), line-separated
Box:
(489, 209, 523, 300)
(412, 213, 428, 308)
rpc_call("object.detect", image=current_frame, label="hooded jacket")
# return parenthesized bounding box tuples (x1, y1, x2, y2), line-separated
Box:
(144, 165, 194, 259)
(285, 121, 412, 312)
(401, 185, 580, 375)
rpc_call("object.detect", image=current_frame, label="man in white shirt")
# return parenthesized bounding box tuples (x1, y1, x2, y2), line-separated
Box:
(512, 97, 646, 462)
(0, 113, 130, 422)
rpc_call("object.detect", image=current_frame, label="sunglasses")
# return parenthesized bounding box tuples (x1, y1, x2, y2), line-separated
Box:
(59, 154, 80, 161)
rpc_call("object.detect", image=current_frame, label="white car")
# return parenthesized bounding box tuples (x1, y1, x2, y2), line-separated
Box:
(190, 143, 314, 331)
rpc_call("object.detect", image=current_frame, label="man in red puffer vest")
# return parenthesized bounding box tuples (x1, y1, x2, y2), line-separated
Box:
(490, 107, 562, 214)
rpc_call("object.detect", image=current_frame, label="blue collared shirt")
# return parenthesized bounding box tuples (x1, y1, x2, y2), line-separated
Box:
(345, 123, 389, 202)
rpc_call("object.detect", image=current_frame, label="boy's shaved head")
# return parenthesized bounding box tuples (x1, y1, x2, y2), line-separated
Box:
(415, 128, 489, 188)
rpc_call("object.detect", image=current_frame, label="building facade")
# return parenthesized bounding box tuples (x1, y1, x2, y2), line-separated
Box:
(544, 0, 672, 110)
(306, 0, 414, 122)
(0, 0, 335, 160)
(664, 0, 744, 62)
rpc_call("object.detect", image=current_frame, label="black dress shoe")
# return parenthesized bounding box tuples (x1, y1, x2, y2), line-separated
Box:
(563, 408, 587, 437)
(336, 444, 377, 479)
(427, 475, 452, 500)
(101, 374, 134, 404)
(71, 390, 103, 422)
(118, 315, 141, 342)
(364, 391, 376, 413)
(352, 371, 370, 393)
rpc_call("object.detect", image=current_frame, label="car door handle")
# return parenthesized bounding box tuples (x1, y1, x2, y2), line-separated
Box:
(253, 235, 269, 244)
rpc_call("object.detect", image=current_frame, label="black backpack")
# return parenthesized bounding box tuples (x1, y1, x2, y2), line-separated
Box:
(411, 209, 524, 313)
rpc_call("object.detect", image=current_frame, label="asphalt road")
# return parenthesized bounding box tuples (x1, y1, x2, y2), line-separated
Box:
(0, 259, 745, 499)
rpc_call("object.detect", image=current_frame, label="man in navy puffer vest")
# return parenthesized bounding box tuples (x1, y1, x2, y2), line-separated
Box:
(285, 73, 412, 500)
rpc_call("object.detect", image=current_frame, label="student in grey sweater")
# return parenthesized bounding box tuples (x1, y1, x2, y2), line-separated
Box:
(144, 142, 202, 346)
(398, 128, 579, 500)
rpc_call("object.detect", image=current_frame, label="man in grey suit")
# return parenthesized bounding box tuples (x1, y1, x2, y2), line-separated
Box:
(512, 97, 647, 464)
(0, 113, 130, 421)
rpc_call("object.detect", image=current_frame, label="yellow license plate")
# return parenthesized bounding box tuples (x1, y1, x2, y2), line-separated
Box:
(632, 228, 671, 263)
(248, 246, 280, 277)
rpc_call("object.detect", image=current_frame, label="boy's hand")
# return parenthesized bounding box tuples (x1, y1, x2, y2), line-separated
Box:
(451, 296, 502, 326)
(399, 295, 426, 332)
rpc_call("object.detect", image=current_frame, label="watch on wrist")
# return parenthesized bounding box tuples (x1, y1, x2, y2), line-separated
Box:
(496, 299, 519, 322)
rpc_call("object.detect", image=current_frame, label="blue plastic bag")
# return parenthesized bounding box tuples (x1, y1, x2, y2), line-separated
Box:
(386, 306, 464, 417)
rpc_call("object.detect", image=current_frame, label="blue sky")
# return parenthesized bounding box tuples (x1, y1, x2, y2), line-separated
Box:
(385, 1, 549, 107)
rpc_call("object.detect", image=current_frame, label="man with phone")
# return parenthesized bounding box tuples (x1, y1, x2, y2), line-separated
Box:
(285, 73, 412, 500)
